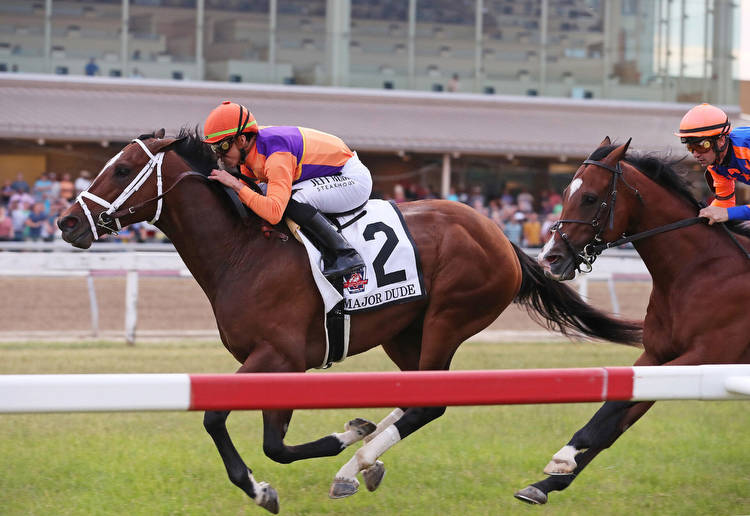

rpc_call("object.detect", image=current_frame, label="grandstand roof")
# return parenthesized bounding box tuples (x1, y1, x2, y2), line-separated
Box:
(0, 73, 739, 158)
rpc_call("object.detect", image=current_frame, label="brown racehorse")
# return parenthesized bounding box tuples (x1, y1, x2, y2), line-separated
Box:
(57, 129, 641, 514)
(516, 137, 750, 505)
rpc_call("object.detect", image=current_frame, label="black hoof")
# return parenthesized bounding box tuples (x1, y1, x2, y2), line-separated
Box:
(514, 486, 548, 505)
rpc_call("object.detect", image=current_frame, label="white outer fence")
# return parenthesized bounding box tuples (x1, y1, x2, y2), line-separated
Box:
(0, 245, 649, 344)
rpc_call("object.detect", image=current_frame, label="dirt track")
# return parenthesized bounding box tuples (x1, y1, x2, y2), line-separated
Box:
(0, 276, 651, 336)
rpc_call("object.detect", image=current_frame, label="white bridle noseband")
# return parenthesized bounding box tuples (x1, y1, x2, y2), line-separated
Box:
(76, 138, 165, 240)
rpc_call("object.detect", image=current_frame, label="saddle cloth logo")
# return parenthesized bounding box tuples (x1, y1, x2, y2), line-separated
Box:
(343, 270, 368, 294)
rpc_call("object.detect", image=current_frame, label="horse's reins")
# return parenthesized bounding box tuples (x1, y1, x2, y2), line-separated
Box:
(550, 158, 750, 273)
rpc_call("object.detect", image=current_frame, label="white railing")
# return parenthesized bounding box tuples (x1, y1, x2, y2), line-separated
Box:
(0, 246, 650, 344)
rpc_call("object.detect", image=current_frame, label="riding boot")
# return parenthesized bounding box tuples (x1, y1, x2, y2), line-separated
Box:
(285, 199, 365, 280)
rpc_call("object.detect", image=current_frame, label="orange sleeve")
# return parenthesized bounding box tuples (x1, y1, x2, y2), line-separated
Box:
(708, 168, 736, 208)
(237, 152, 296, 225)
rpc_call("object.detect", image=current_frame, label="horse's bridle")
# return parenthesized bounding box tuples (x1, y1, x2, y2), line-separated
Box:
(550, 158, 643, 273)
(75, 138, 206, 240)
(76, 138, 165, 240)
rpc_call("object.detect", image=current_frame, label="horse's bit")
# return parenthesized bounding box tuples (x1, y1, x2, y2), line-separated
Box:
(549, 159, 643, 273)
(75, 138, 165, 240)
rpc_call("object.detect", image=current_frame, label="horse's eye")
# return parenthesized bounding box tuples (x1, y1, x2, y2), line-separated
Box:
(581, 193, 598, 205)
(115, 165, 130, 177)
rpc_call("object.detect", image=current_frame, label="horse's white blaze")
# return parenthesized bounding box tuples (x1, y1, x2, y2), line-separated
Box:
(567, 178, 583, 199)
(538, 236, 556, 261)
(89, 150, 123, 188)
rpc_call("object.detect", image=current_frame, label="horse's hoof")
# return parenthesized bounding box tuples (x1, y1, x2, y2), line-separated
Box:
(329, 477, 359, 499)
(514, 486, 548, 505)
(543, 458, 576, 475)
(346, 417, 377, 438)
(362, 460, 385, 492)
(256, 481, 280, 514)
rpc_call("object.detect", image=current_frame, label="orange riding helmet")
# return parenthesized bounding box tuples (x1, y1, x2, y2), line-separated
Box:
(674, 103, 730, 143)
(203, 101, 258, 144)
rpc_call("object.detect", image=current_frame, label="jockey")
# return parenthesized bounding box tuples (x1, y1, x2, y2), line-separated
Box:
(675, 103, 750, 224)
(203, 101, 370, 281)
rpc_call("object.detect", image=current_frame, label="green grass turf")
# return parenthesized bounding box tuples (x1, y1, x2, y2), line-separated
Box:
(0, 339, 747, 515)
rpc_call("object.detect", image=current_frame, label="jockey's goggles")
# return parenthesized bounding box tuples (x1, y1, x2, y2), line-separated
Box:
(210, 138, 234, 155)
(684, 138, 714, 154)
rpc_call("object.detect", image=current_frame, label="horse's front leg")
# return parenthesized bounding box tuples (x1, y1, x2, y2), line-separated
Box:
(262, 409, 376, 463)
(514, 399, 654, 505)
(203, 409, 280, 514)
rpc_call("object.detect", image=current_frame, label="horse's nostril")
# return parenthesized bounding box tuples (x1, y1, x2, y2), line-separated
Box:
(59, 215, 79, 230)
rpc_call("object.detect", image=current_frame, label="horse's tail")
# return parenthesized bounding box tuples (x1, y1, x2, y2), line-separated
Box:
(511, 243, 643, 346)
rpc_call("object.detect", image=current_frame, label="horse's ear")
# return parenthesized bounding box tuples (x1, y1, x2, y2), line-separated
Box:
(607, 137, 632, 164)
(599, 136, 611, 147)
(154, 128, 166, 139)
(150, 136, 187, 154)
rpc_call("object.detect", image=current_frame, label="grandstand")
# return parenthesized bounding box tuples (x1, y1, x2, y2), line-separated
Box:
(0, 0, 739, 103)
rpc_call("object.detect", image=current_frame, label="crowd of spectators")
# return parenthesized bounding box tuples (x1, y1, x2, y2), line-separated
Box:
(0, 170, 167, 244)
(384, 182, 563, 248)
(2, 169, 561, 248)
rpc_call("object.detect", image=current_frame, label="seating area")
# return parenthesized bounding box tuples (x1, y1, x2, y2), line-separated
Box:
(0, 0, 688, 101)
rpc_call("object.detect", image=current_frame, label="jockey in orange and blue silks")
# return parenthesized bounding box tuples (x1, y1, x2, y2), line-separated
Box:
(203, 101, 370, 281)
(675, 103, 750, 224)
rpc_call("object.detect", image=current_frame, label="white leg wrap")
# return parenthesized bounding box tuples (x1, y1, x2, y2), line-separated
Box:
(364, 408, 404, 443)
(335, 425, 401, 481)
(332, 428, 365, 447)
(552, 445, 579, 464)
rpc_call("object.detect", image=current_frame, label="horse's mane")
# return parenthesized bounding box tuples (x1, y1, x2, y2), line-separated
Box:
(590, 144, 750, 239)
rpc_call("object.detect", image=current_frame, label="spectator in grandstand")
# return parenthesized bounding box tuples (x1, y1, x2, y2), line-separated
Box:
(59, 173, 75, 202)
(517, 187, 534, 213)
(85, 58, 100, 76)
(392, 184, 407, 203)
(9, 199, 28, 241)
(522, 211, 543, 248)
(1, 180, 13, 206)
(503, 211, 524, 246)
(47, 172, 60, 200)
(447, 73, 460, 92)
(0, 206, 13, 240)
(25, 202, 47, 241)
(130, 67, 144, 78)
(675, 103, 750, 224)
(74, 170, 92, 195)
(203, 100, 371, 281)
(9, 189, 34, 209)
(32, 173, 52, 202)
(10, 172, 29, 194)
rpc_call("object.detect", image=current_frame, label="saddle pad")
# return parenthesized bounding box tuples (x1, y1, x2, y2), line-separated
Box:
(297, 199, 426, 314)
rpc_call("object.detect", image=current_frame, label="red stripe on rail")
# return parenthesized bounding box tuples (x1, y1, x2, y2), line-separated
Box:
(188, 368, 636, 411)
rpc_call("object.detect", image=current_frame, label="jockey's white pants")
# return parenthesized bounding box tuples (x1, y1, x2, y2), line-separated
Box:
(291, 153, 372, 215)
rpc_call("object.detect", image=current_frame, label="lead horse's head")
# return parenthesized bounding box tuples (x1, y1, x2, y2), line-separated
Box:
(538, 136, 640, 280)
(58, 129, 188, 248)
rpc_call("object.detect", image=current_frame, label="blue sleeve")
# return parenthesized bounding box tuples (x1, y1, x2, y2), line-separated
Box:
(726, 205, 750, 220)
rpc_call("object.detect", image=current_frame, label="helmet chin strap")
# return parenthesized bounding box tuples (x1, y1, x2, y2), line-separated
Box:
(712, 135, 729, 166)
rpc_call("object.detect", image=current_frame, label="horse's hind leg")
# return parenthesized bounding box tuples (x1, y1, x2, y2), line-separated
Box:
(261, 408, 376, 464)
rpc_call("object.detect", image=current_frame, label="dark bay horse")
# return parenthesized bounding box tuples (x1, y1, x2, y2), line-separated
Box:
(516, 137, 750, 505)
(57, 129, 641, 514)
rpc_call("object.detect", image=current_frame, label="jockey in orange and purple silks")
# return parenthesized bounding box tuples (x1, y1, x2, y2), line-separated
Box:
(676, 103, 750, 224)
(203, 101, 370, 281)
